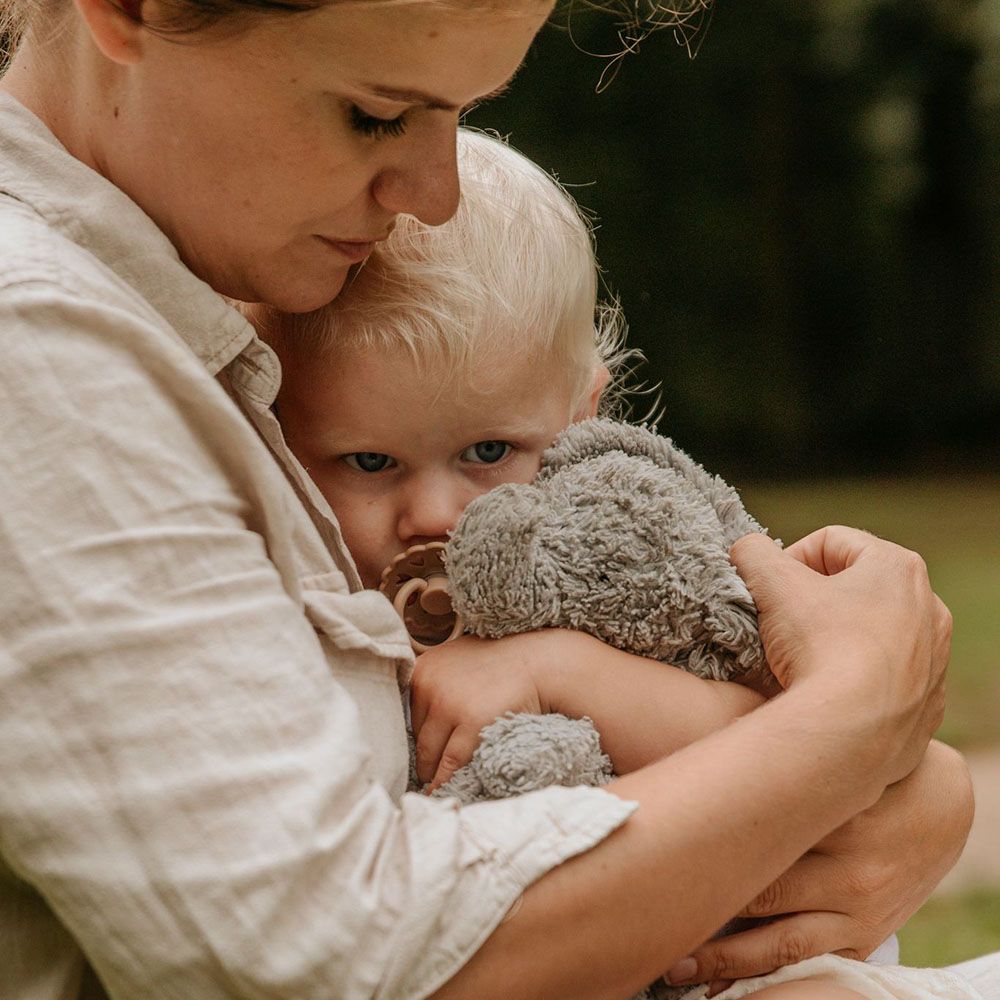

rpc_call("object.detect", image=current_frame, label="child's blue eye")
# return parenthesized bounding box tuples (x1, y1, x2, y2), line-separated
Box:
(344, 452, 396, 473)
(462, 441, 511, 465)
(349, 104, 408, 139)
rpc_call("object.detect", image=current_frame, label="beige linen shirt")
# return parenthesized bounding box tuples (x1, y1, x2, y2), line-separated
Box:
(0, 93, 636, 1000)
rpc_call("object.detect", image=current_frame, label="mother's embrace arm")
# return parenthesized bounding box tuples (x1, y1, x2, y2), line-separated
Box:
(429, 528, 960, 999)
(692, 740, 973, 986)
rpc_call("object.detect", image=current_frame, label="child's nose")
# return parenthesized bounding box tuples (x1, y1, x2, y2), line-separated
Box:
(397, 474, 468, 544)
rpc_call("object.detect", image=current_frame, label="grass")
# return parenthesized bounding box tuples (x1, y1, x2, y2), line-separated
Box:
(898, 888, 1000, 967)
(738, 475, 1000, 750)
(738, 476, 1000, 968)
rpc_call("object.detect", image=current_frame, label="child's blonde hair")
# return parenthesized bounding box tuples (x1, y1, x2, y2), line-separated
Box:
(260, 129, 633, 413)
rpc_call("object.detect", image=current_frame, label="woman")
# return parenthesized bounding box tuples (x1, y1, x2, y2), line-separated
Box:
(0, 0, 980, 997)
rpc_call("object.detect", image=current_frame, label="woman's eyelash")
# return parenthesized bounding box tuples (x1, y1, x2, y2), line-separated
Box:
(349, 104, 408, 139)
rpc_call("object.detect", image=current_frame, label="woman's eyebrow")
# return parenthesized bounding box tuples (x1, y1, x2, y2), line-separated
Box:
(360, 81, 512, 112)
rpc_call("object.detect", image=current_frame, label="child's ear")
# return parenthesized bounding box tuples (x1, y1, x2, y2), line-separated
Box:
(575, 365, 611, 420)
(71, 0, 145, 65)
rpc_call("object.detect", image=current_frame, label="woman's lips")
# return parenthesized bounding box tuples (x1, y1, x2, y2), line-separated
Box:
(317, 236, 379, 263)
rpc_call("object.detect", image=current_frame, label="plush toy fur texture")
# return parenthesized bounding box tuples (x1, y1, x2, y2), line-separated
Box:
(447, 418, 775, 686)
(420, 419, 777, 999)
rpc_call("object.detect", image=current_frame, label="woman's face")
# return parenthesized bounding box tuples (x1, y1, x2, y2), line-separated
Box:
(100, 1, 552, 310)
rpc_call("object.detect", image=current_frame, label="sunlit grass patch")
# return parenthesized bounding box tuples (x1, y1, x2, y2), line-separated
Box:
(899, 888, 1000, 967)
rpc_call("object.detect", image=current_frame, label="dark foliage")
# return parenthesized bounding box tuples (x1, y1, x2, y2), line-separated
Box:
(468, 0, 1000, 477)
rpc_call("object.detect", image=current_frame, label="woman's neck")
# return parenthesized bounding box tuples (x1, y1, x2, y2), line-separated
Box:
(2, 27, 117, 178)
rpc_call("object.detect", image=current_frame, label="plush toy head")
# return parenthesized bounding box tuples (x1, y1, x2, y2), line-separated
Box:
(445, 418, 777, 692)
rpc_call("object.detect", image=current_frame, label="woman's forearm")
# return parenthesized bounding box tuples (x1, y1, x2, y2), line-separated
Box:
(431, 680, 891, 1000)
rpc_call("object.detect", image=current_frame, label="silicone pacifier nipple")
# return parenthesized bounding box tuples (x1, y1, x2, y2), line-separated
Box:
(379, 542, 464, 654)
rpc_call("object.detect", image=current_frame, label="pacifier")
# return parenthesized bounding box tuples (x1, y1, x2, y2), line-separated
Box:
(379, 541, 464, 654)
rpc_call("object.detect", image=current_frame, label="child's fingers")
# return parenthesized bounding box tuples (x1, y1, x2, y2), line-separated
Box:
(413, 715, 453, 785)
(427, 726, 480, 793)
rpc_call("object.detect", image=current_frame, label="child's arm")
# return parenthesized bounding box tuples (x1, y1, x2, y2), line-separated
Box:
(543, 630, 766, 775)
(409, 629, 765, 790)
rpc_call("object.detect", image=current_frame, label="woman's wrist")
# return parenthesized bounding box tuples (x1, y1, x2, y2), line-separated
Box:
(773, 673, 917, 800)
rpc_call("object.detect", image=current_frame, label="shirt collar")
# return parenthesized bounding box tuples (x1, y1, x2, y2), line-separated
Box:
(0, 91, 261, 380)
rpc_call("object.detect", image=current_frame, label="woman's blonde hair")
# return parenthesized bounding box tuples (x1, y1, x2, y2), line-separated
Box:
(263, 128, 635, 415)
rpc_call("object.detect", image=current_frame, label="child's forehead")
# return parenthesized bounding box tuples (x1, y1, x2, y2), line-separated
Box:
(316, 336, 567, 395)
(287, 337, 578, 432)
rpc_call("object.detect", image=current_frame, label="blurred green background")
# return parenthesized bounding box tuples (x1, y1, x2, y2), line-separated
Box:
(467, 0, 1000, 968)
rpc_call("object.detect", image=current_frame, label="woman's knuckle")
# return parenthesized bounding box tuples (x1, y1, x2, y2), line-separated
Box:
(837, 946, 866, 962)
(703, 949, 736, 980)
(901, 548, 929, 583)
(938, 602, 954, 641)
(748, 879, 786, 916)
(846, 857, 890, 901)
(773, 926, 812, 967)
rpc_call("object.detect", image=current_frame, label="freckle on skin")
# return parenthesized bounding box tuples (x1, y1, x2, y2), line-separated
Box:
(113, 106, 120, 118)
(428, 30, 439, 39)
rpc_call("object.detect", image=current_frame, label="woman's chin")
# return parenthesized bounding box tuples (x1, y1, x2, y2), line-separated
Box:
(224, 260, 352, 314)
(265, 268, 351, 314)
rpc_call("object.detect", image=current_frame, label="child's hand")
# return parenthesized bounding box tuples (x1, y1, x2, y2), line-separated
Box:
(409, 632, 556, 792)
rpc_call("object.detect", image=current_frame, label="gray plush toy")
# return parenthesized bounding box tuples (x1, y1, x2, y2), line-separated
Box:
(413, 416, 781, 807)
(386, 418, 778, 1000)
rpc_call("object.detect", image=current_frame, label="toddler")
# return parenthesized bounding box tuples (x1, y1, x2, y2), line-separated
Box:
(246, 130, 978, 1000)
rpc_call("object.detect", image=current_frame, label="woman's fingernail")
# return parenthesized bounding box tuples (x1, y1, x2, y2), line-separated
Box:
(666, 957, 698, 983)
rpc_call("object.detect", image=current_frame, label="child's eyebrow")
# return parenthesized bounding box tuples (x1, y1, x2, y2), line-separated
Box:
(360, 81, 512, 113)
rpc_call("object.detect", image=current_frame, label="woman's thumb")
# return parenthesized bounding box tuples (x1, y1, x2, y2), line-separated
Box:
(730, 532, 797, 611)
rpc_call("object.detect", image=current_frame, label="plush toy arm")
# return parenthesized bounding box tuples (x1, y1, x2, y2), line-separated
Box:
(429, 713, 613, 803)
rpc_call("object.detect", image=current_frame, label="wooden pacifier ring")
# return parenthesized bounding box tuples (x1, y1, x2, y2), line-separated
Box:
(378, 541, 464, 654)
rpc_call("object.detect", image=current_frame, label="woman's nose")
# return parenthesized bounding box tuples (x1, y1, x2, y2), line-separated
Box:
(397, 474, 468, 543)
(372, 122, 460, 227)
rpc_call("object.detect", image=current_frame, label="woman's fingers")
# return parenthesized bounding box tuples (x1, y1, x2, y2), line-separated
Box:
(664, 911, 870, 988)
(782, 524, 877, 574)
(737, 852, 843, 919)
(731, 525, 951, 785)
(732, 741, 973, 971)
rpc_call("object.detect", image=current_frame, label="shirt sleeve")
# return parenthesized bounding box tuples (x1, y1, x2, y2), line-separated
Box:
(0, 284, 636, 999)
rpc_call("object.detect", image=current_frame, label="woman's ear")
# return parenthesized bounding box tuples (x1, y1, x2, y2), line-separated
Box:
(71, 0, 145, 65)
(576, 364, 611, 420)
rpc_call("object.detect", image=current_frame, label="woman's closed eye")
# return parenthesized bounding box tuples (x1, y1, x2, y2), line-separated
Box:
(348, 104, 408, 139)
(344, 452, 397, 473)
(461, 441, 512, 465)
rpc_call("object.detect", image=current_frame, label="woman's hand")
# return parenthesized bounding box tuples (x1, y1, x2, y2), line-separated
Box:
(409, 632, 555, 790)
(730, 526, 951, 785)
(666, 740, 974, 989)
